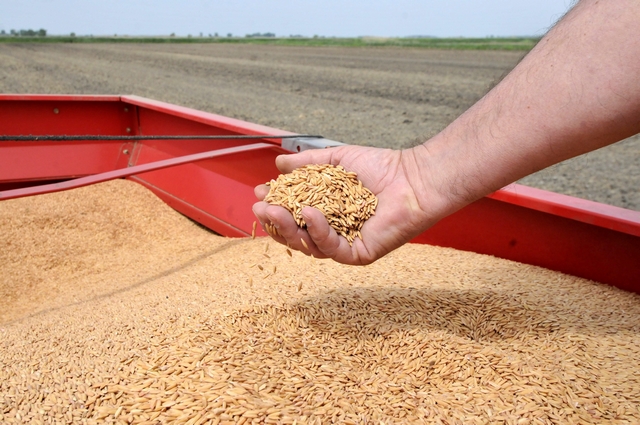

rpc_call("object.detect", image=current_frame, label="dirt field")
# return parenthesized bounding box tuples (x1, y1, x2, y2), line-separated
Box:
(0, 43, 638, 210)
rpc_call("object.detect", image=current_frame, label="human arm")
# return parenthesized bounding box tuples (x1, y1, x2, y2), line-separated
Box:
(253, 0, 640, 265)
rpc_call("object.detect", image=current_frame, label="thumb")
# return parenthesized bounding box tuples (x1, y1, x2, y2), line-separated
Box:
(275, 147, 342, 173)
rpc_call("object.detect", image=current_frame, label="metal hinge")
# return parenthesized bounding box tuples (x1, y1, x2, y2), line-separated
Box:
(281, 137, 345, 153)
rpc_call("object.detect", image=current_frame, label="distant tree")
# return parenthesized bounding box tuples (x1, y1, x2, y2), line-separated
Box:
(10, 29, 17, 36)
(0, 30, 5, 35)
(170, 32, 175, 37)
(227, 33, 232, 37)
(214, 32, 218, 37)
(246, 32, 275, 38)
(70, 32, 76, 37)
(188, 34, 192, 38)
(199, 32, 203, 37)
(38, 29, 47, 37)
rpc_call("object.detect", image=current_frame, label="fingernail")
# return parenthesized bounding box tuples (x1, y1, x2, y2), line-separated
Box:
(301, 211, 311, 228)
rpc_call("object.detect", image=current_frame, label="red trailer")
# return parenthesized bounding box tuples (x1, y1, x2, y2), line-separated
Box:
(1, 94, 638, 292)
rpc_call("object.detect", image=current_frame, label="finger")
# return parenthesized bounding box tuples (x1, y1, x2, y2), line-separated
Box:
(252, 201, 288, 243)
(301, 206, 347, 260)
(275, 147, 342, 173)
(254, 183, 270, 200)
(253, 200, 325, 257)
(261, 205, 327, 257)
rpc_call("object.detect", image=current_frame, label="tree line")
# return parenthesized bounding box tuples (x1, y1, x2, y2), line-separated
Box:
(0, 30, 283, 38)
(1, 29, 48, 37)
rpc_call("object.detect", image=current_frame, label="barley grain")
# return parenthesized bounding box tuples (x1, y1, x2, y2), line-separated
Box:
(1, 179, 640, 425)
(264, 164, 377, 245)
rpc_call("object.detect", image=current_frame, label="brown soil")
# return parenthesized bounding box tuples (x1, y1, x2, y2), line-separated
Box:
(0, 43, 637, 209)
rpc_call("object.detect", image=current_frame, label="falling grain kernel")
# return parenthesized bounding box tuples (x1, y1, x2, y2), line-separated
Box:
(300, 238, 309, 250)
(251, 221, 257, 239)
(286, 249, 292, 257)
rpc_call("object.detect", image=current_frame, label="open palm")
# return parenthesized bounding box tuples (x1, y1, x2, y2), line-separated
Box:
(253, 145, 440, 265)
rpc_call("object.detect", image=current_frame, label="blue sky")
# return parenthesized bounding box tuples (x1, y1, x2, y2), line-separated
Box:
(2, 0, 575, 38)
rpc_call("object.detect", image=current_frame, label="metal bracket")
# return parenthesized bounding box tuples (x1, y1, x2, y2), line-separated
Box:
(281, 137, 345, 153)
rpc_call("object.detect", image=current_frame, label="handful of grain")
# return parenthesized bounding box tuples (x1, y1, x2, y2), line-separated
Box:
(264, 164, 378, 245)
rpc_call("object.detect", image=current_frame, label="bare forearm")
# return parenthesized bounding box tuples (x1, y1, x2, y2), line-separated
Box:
(254, 0, 640, 264)
(415, 0, 640, 214)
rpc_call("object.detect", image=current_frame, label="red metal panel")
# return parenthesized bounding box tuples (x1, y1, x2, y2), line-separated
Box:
(0, 96, 132, 135)
(128, 149, 282, 238)
(0, 143, 273, 201)
(489, 184, 640, 237)
(0, 141, 131, 183)
(0, 96, 136, 182)
(413, 196, 640, 292)
(131, 107, 278, 163)
(129, 176, 251, 238)
(122, 95, 296, 140)
(124, 106, 287, 237)
(0, 94, 122, 102)
(1, 95, 638, 292)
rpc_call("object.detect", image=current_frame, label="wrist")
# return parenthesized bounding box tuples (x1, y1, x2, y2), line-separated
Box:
(406, 118, 513, 221)
(402, 137, 478, 224)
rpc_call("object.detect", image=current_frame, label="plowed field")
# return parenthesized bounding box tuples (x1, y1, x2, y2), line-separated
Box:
(1, 43, 637, 209)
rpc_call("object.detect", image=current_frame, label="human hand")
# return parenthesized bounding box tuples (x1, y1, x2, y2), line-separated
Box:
(252, 145, 446, 265)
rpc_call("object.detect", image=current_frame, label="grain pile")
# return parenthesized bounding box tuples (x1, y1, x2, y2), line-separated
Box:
(264, 165, 378, 244)
(1, 179, 640, 424)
